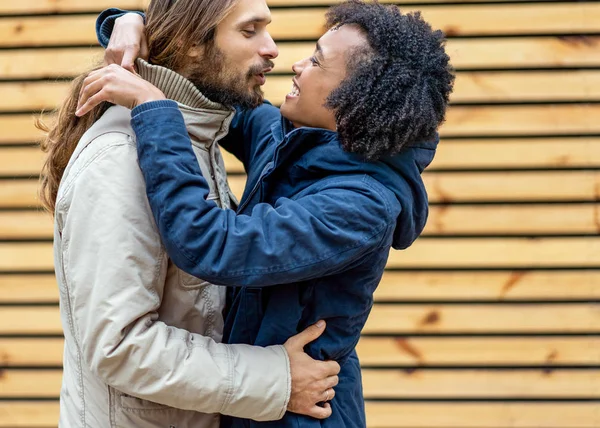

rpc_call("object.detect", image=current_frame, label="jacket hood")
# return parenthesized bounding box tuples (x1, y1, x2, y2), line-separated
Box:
(275, 118, 438, 250)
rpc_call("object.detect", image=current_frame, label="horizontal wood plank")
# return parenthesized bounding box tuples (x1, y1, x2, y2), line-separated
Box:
(0, 239, 598, 272)
(387, 237, 600, 269)
(0, 274, 57, 303)
(0, 401, 598, 428)
(3, 336, 600, 367)
(3, 171, 599, 209)
(3, 270, 599, 304)
(3, 303, 599, 335)
(3, 0, 562, 15)
(4, 38, 599, 81)
(1, 204, 598, 241)
(1, 4, 599, 48)
(375, 271, 600, 301)
(364, 402, 600, 428)
(5, 105, 600, 145)
(4, 71, 600, 112)
(364, 303, 600, 334)
(5, 137, 598, 177)
(2, 368, 599, 399)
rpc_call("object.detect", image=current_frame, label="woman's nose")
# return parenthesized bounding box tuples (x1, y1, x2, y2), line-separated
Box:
(291, 57, 308, 74)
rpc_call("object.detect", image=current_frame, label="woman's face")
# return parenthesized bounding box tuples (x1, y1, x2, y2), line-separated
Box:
(279, 25, 367, 130)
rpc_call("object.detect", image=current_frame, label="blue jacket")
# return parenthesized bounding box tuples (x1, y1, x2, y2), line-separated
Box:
(130, 99, 437, 428)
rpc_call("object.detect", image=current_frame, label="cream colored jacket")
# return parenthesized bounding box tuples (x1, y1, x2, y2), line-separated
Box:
(53, 61, 290, 428)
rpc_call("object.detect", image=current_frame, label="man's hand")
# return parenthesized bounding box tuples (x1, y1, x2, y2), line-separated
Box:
(284, 321, 340, 419)
(75, 64, 165, 116)
(105, 13, 148, 72)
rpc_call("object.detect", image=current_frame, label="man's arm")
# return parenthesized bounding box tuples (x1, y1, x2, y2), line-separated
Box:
(131, 101, 397, 287)
(57, 138, 336, 420)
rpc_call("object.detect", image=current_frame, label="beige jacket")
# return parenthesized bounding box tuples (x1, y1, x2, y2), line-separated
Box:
(54, 60, 290, 428)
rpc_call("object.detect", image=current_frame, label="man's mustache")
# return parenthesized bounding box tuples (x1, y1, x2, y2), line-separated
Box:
(248, 60, 275, 76)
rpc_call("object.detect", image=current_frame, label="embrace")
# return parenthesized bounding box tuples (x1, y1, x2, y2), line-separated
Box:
(40, 0, 453, 427)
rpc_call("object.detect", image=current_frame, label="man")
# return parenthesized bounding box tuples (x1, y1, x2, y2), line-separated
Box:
(40, 1, 339, 427)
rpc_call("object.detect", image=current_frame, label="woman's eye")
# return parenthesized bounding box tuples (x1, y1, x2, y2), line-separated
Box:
(309, 56, 319, 66)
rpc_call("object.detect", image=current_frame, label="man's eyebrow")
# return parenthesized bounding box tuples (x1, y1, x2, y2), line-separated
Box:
(238, 16, 272, 26)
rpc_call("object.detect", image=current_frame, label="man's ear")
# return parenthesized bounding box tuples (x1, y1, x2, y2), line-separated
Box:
(187, 43, 205, 58)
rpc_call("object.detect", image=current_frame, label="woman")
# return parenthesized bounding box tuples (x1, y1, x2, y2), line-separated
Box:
(79, 1, 454, 427)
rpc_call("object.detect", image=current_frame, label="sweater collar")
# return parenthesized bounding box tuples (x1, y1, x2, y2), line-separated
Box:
(136, 58, 234, 147)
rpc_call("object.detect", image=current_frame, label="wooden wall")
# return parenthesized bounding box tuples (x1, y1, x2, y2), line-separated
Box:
(0, 0, 599, 426)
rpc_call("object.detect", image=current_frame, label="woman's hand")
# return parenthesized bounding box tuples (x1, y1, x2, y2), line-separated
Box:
(75, 64, 166, 117)
(105, 12, 149, 72)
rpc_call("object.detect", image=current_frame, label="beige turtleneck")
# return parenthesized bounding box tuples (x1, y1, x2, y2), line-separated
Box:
(135, 58, 237, 208)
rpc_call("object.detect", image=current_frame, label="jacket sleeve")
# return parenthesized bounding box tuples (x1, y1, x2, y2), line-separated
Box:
(55, 137, 290, 421)
(96, 8, 145, 48)
(131, 101, 396, 287)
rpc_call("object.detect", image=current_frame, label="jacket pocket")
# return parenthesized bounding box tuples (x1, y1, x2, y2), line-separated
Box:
(178, 269, 212, 290)
(120, 393, 171, 411)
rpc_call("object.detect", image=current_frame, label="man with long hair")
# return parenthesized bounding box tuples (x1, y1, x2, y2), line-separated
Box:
(41, 1, 340, 427)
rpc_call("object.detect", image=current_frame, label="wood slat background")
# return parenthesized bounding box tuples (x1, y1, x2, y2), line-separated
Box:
(0, 1, 598, 427)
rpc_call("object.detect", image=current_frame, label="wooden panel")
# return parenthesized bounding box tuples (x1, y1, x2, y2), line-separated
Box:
(364, 402, 600, 428)
(0, 274, 57, 303)
(3, 303, 599, 335)
(2, 368, 599, 398)
(0, 402, 58, 428)
(3, 171, 598, 209)
(5, 138, 598, 177)
(432, 137, 600, 169)
(0, 147, 44, 176)
(3, 270, 598, 304)
(3, 336, 599, 367)
(4, 38, 600, 81)
(5, 106, 600, 145)
(4, 0, 560, 15)
(388, 237, 600, 269)
(0, 243, 54, 272)
(364, 303, 600, 334)
(375, 271, 600, 301)
(4, 71, 600, 112)
(0, 307, 61, 335)
(1, 4, 598, 48)
(1, 204, 597, 241)
(362, 369, 600, 399)
(357, 336, 600, 366)
(0, 401, 598, 428)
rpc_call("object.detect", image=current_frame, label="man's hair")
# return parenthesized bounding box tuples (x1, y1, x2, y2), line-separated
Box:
(324, 0, 455, 160)
(38, 0, 238, 214)
(146, 0, 238, 71)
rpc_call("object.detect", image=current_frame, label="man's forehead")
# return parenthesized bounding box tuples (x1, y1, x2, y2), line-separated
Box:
(229, 0, 272, 24)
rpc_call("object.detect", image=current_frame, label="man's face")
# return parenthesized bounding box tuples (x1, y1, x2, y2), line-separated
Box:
(187, 0, 278, 108)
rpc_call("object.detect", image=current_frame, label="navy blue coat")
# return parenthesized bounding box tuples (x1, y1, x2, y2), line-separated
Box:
(130, 100, 437, 427)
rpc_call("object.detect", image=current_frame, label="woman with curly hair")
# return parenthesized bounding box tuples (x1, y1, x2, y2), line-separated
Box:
(77, 1, 454, 426)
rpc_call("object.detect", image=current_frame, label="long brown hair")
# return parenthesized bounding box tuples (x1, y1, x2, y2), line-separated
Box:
(38, 0, 238, 214)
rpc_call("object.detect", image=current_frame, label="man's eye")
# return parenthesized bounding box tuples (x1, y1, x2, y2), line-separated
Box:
(242, 29, 257, 36)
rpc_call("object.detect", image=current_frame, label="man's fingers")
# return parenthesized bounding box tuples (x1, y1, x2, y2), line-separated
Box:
(287, 321, 326, 350)
(319, 360, 341, 376)
(308, 403, 332, 420)
(319, 375, 339, 391)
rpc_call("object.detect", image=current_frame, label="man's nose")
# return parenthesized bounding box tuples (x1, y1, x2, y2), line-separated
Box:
(259, 32, 279, 60)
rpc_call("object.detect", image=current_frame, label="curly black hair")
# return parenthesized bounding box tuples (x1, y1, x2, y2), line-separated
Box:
(324, 0, 454, 160)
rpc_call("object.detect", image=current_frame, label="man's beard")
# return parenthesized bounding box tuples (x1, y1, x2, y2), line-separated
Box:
(188, 43, 274, 109)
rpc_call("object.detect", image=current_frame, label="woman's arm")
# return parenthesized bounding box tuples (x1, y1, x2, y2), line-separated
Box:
(131, 101, 397, 287)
